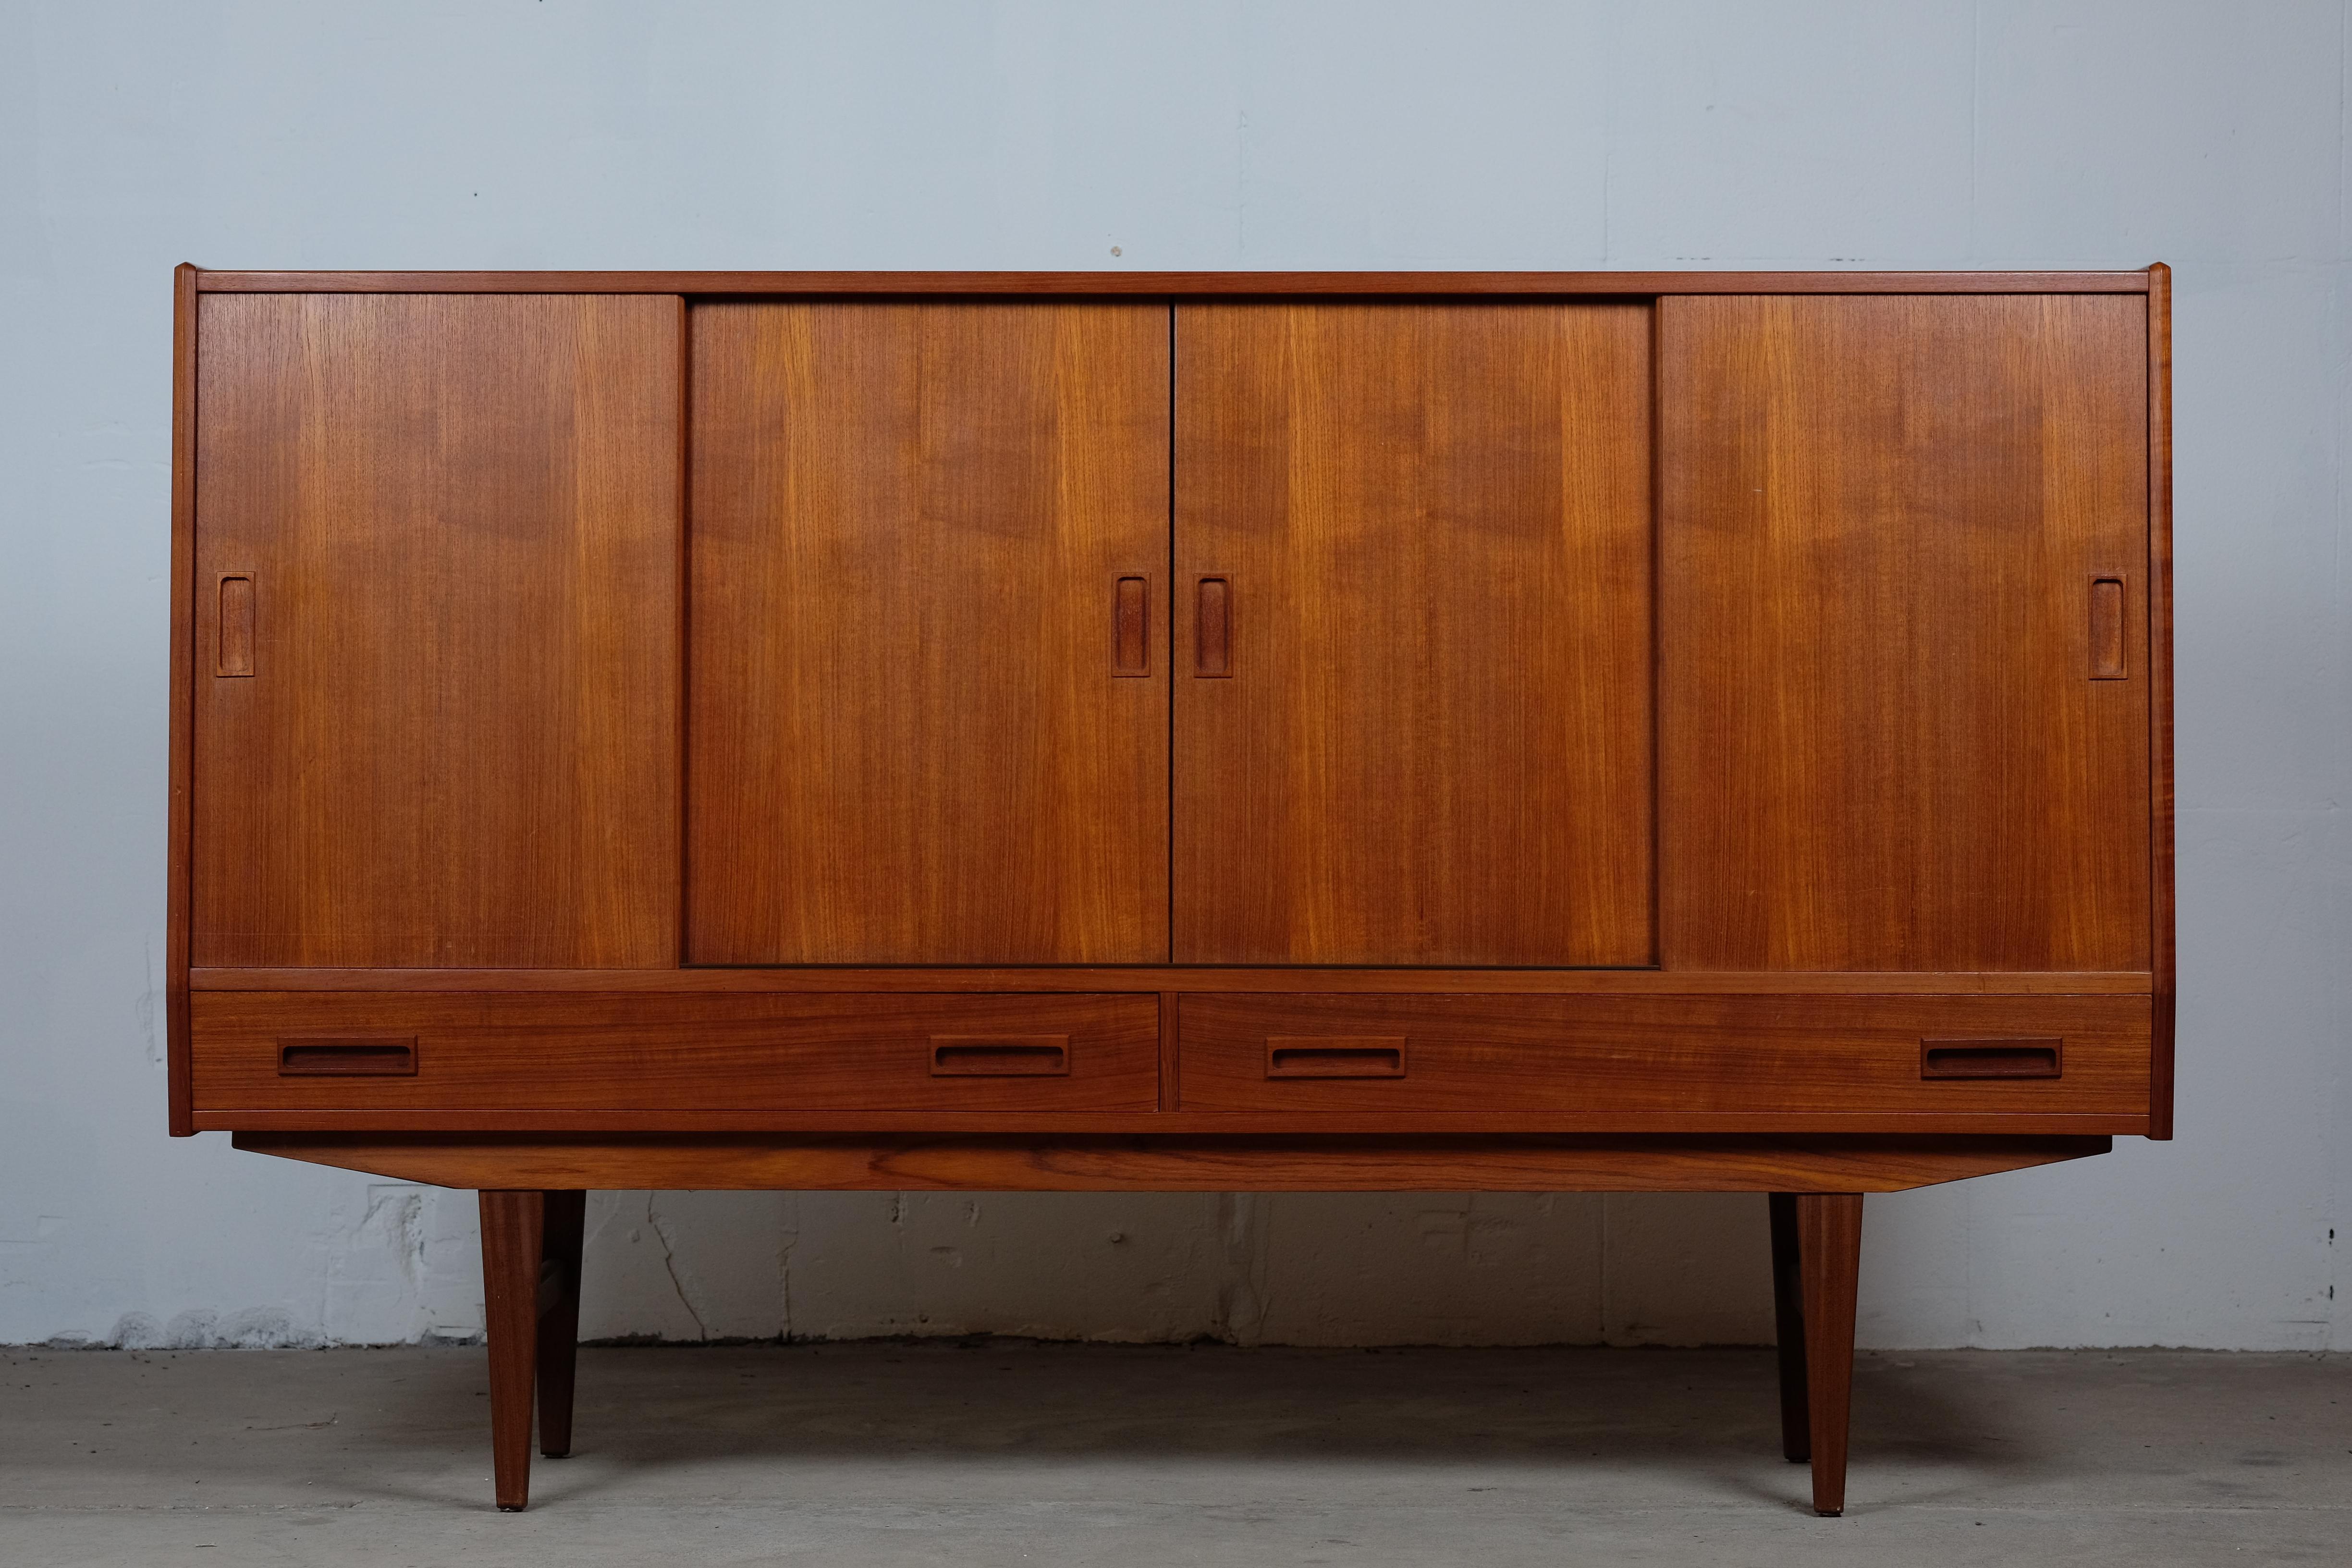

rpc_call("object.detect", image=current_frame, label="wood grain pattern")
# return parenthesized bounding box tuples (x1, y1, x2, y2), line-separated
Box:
(1175, 302, 1653, 965)
(1157, 991, 1181, 1111)
(536, 1190, 585, 1460)
(193, 270, 2159, 296)
(235, 1132, 2112, 1193)
(1177, 993, 2147, 1118)
(478, 1190, 541, 1510)
(2145, 264, 2177, 1139)
(1798, 1192, 1863, 1515)
(193, 992, 1159, 1113)
(188, 989, 2145, 1135)
(194, 1108, 2148, 1136)
(168, 263, 199, 1133)
(688, 302, 1168, 963)
(1659, 294, 2151, 971)
(190, 293, 682, 967)
(190, 967, 2158, 995)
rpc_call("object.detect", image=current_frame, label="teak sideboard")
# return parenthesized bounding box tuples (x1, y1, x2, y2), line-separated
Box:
(166, 265, 2173, 1516)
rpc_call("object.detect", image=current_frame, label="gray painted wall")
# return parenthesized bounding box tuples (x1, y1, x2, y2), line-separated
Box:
(2, 0, 2342, 1351)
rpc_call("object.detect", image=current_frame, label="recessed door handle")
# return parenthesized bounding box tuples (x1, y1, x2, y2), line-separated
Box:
(2090, 576, 2125, 679)
(1113, 576, 1149, 676)
(1195, 576, 1232, 677)
(217, 573, 255, 677)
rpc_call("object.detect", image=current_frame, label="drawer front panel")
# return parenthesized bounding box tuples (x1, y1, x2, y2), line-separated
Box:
(1178, 994, 2150, 1117)
(193, 993, 1158, 1113)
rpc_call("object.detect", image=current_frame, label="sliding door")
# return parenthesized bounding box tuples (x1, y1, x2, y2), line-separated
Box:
(688, 302, 1171, 964)
(1173, 302, 1655, 966)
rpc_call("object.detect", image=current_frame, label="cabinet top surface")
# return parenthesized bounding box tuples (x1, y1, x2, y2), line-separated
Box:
(185, 267, 2164, 296)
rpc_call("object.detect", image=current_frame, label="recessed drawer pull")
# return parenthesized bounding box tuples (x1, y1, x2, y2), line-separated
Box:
(278, 1037, 417, 1077)
(1265, 1036, 1407, 1078)
(930, 1036, 1070, 1076)
(1920, 1038, 2061, 1079)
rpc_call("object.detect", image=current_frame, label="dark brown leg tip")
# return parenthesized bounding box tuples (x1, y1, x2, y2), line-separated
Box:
(1814, 1507, 1843, 1518)
(498, 1503, 528, 1513)
(542, 1448, 571, 1459)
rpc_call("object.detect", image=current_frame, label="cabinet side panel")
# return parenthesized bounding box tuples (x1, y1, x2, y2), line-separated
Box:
(686, 302, 1172, 964)
(1659, 294, 2151, 971)
(2145, 265, 2175, 1136)
(191, 294, 683, 966)
(168, 266, 199, 1130)
(1173, 302, 1655, 965)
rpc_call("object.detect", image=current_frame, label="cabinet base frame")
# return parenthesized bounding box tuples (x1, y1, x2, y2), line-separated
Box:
(233, 1130, 2105, 1193)
(237, 1134, 2098, 1514)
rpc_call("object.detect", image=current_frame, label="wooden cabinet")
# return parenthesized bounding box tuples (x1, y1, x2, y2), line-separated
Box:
(168, 266, 2173, 1517)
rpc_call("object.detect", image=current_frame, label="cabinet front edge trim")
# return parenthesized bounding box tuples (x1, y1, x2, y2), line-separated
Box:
(193, 1110, 2152, 1136)
(190, 269, 2160, 297)
(189, 967, 2157, 995)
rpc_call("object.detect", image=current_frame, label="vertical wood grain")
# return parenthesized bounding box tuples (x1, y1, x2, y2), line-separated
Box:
(1173, 303, 1654, 966)
(1158, 990, 1182, 1110)
(191, 294, 682, 968)
(479, 1189, 543, 1511)
(1659, 294, 2151, 971)
(687, 302, 1170, 964)
(1797, 1192, 1862, 1516)
(2145, 265, 2176, 1139)
(168, 264, 199, 1133)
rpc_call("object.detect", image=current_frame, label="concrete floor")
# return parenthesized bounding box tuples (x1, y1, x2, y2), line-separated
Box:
(1, 1344, 2344, 1565)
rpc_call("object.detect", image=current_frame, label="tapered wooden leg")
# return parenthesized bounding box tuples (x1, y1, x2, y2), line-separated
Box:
(1767, 1193, 1809, 1463)
(479, 1190, 543, 1512)
(1797, 1192, 1863, 1517)
(537, 1190, 587, 1459)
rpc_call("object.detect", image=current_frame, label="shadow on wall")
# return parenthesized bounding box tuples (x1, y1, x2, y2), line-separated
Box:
(54, 1189, 1781, 1350)
(569, 1189, 1780, 1349)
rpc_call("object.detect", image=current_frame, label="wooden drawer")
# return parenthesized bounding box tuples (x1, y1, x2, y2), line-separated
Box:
(1177, 994, 2150, 1119)
(192, 992, 1158, 1114)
